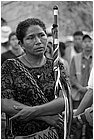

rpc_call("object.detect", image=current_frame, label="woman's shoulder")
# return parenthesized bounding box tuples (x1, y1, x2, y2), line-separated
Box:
(1, 58, 21, 71)
(2, 58, 14, 67)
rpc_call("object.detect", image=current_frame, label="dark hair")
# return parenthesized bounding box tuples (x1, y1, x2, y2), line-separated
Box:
(47, 42, 53, 52)
(73, 31, 83, 37)
(83, 34, 92, 40)
(9, 32, 16, 41)
(59, 42, 66, 50)
(16, 18, 46, 43)
(48, 41, 52, 45)
(1, 17, 7, 26)
(59, 42, 66, 57)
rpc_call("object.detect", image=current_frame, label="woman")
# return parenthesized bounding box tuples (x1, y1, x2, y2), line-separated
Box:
(1, 18, 70, 138)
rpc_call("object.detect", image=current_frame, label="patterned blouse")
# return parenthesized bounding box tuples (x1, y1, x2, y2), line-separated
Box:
(1, 57, 69, 136)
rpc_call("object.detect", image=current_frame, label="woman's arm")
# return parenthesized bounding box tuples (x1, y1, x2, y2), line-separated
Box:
(35, 114, 63, 129)
(36, 96, 64, 116)
(10, 96, 65, 121)
(1, 98, 28, 117)
(74, 88, 93, 116)
(1, 60, 29, 117)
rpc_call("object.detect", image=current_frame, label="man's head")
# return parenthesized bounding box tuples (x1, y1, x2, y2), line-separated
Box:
(82, 34, 93, 52)
(73, 31, 83, 53)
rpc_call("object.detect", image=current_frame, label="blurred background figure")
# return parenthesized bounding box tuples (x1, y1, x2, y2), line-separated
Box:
(45, 27, 53, 59)
(59, 41, 69, 75)
(45, 41, 53, 59)
(1, 32, 24, 65)
(64, 36, 74, 66)
(72, 67, 93, 139)
(70, 33, 93, 109)
(81, 34, 93, 86)
(71, 31, 83, 58)
(64, 31, 83, 68)
(1, 25, 12, 54)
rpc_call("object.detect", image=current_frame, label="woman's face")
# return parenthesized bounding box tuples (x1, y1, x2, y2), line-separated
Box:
(23, 25, 47, 56)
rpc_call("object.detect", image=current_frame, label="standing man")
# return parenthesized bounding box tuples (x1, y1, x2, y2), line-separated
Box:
(64, 31, 83, 67)
(71, 31, 83, 60)
(70, 33, 93, 109)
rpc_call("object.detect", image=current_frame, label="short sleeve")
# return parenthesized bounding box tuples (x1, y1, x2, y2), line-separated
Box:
(1, 60, 15, 99)
(88, 68, 93, 89)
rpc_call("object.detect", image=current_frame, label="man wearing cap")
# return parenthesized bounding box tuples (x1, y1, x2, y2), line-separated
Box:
(70, 33, 93, 109)
(70, 33, 93, 139)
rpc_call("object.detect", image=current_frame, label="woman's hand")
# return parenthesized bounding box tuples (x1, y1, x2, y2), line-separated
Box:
(37, 114, 64, 129)
(10, 106, 64, 129)
(9, 105, 38, 122)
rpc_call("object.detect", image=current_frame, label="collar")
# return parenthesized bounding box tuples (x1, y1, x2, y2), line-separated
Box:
(82, 52, 92, 60)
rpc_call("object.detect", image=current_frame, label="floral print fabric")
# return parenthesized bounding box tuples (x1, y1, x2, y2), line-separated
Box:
(1, 58, 69, 136)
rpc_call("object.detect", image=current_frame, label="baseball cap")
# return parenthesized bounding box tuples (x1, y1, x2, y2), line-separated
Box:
(83, 34, 92, 40)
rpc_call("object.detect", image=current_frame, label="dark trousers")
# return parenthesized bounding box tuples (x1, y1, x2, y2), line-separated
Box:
(72, 100, 93, 139)
(85, 124, 93, 139)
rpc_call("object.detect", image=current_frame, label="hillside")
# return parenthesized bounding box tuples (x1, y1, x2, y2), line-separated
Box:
(1, 1, 93, 38)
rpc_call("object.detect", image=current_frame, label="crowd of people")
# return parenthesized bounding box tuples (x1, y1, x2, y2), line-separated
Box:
(1, 16, 93, 139)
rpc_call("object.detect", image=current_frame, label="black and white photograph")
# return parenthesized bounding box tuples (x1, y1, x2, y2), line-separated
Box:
(1, 1, 93, 139)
